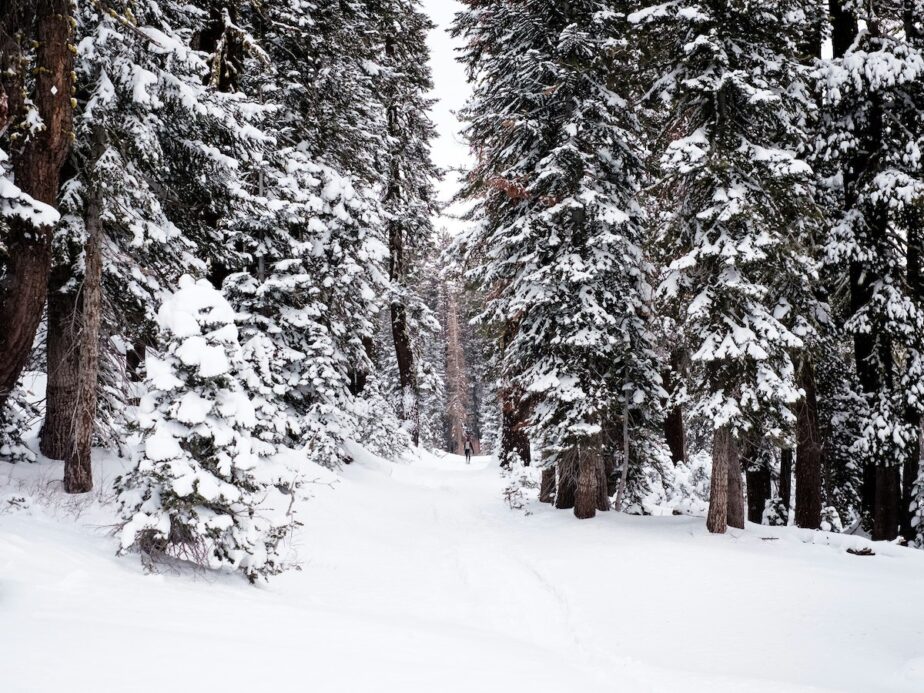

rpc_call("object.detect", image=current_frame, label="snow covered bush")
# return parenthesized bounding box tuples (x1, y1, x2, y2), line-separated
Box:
(115, 277, 295, 582)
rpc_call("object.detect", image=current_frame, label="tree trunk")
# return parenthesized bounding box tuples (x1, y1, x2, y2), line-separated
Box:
(900, 440, 919, 541)
(63, 165, 103, 494)
(780, 448, 793, 512)
(539, 467, 556, 504)
(391, 301, 419, 445)
(745, 464, 771, 525)
(706, 426, 732, 534)
(40, 279, 81, 460)
(662, 350, 686, 465)
(555, 454, 576, 510)
(500, 388, 530, 467)
(726, 444, 745, 530)
(0, 0, 74, 410)
(795, 359, 823, 529)
(573, 446, 601, 520)
(872, 465, 901, 541)
(595, 456, 610, 512)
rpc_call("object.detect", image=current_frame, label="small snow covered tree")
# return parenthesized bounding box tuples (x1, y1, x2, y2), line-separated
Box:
(454, 1, 664, 518)
(632, 0, 819, 532)
(116, 277, 294, 582)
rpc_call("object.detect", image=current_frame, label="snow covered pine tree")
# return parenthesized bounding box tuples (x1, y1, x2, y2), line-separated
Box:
(116, 277, 294, 582)
(454, 1, 663, 518)
(817, 0, 924, 542)
(632, 0, 819, 533)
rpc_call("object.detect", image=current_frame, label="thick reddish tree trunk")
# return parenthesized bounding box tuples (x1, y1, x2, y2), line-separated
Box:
(795, 359, 823, 529)
(0, 0, 74, 410)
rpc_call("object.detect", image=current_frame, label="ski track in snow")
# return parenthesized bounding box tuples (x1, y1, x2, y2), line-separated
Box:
(2, 449, 924, 693)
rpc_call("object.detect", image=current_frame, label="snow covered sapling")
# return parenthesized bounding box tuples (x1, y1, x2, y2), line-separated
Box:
(116, 277, 294, 582)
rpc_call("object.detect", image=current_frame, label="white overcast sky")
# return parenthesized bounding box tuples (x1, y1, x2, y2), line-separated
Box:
(422, 0, 472, 225)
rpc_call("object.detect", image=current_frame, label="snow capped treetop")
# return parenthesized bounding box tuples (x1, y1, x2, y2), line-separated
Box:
(157, 275, 238, 341)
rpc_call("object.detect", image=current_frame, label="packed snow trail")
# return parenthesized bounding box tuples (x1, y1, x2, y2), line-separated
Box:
(2, 449, 924, 693)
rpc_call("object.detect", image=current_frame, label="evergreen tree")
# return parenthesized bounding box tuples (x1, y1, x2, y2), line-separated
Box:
(455, 1, 663, 518)
(370, 0, 441, 446)
(223, 0, 396, 467)
(632, 0, 819, 532)
(116, 276, 295, 582)
(816, 0, 924, 540)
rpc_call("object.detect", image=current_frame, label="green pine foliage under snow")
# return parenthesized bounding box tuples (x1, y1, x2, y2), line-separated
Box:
(0, 0, 924, 584)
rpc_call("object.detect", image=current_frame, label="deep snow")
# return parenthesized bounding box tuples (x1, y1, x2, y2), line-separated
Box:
(2, 447, 924, 693)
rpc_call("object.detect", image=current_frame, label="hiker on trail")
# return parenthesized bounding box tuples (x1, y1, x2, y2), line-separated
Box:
(464, 436, 473, 464)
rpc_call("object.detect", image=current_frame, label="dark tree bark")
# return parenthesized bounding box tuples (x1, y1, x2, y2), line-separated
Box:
(726, 444, 745, 530)
(795, 359, 823, 529)
(900, 428, 920, 541)
(390, 300, 419, 445)
(555, 454, 576, 510)
(744, 441, 771, 525)
(873, 465, 901, 541)
(573, 445, 604, 520)
(780, 448, 793, 512)
(707, 426, 732, 533)
(40, 279, 81, 460)
(539, 467, 556, 503)
(0, 0, 74, 410)
(500, 388, 530, 467)
(662, 350, 686, 465)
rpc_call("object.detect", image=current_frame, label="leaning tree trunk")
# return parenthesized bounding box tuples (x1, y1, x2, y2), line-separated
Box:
(795, 358, 823, 529)
(63, 164, 103, 494)
(707, 426, 733, 534)
(0, 0, 74, 410)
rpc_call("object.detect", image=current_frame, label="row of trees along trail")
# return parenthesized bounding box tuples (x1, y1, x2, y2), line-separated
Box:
(2, 0, 924, 581)
(452, 0, 924, 543)
(0, 0, 460, 582)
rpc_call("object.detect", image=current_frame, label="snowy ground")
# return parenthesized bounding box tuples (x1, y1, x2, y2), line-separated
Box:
(2, 448, 924, 693)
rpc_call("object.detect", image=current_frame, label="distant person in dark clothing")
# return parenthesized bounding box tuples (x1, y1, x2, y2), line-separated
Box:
(464, 436, 473, 464)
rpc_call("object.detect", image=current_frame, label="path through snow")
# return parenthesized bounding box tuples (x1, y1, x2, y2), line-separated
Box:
(2, 449, 924, 692)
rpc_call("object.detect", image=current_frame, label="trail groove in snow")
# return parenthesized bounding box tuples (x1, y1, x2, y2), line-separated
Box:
(2, 450, 924, 692)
